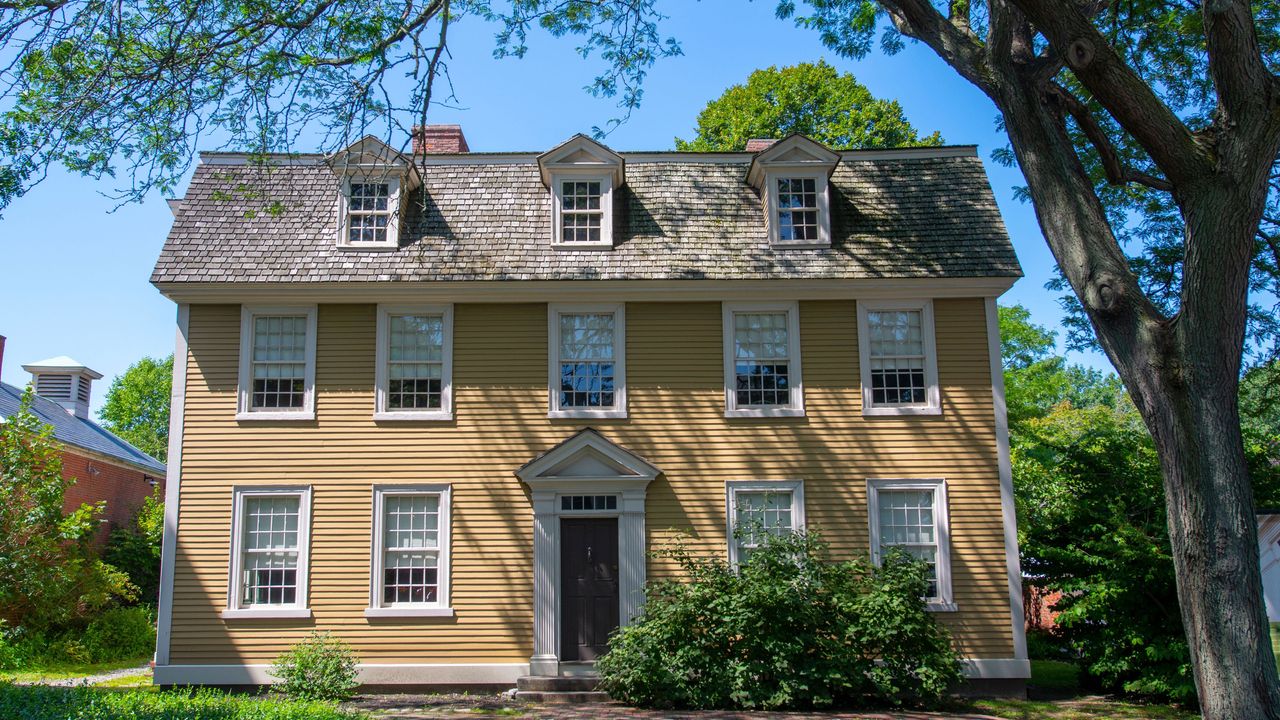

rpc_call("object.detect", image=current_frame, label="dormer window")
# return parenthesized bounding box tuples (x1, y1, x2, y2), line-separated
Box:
(746, 135, 839, 249)
(327, 136, 419, 251)
(538, 134, 625, 249)
(345, 180, 398, 246)
(553, 176, 612, 246)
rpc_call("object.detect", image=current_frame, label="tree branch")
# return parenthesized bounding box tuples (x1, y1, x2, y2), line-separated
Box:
(1203, 0, 1277, 124)
(1010, 0, 1204, 186)
(878, 0, 994, 95)
(1050, 84, 1174, 191)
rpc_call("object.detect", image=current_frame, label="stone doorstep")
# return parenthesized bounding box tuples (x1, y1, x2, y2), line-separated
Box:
(515, 674, 607, 703)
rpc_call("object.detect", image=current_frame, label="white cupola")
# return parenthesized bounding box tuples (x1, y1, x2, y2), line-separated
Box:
(22, 356, 103, 419)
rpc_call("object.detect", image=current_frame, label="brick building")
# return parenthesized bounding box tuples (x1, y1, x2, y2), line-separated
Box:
(0, 336, 166, 543)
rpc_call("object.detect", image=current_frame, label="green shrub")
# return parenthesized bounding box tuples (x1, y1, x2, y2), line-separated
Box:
(82, 607, 155, 663)
(271, 631, 360, 701)
(103, 492, 164, 605)
(0, 683, 362, 719)
(596, 531, 963, 710)
(0, 623, 25, 671)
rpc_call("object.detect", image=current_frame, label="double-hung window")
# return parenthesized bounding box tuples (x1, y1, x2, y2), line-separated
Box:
(857, 300, 940, 415)
(367, 486, 452, 617)
(548, 304, 626, 418)
(375, 305, 453, 421)
(867, 478, 954, 610)
(766, 172, 831, 247)
(726, 480, 805, 565)
(339, 178, 400, 249)
(224, 487, 311, 619)
(722, 302, 803, 417)
(237, 306, 317, 420)
(552, 176, 613, 247)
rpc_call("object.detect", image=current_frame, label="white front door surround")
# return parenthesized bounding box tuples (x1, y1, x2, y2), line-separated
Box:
(515, 429, 660, 676)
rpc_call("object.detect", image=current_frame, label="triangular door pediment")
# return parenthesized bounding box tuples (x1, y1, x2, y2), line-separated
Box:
(516, 428, 659, 485)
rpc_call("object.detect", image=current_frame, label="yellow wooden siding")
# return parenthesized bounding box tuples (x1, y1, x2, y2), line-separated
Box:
(170, 298, 1014, 664)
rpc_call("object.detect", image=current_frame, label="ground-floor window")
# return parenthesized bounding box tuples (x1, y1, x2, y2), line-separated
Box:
(867, 478, 954, 610)
(226, 486, 312, 616)
(368, 485, 452, 616)
(725, 480, 805, 565)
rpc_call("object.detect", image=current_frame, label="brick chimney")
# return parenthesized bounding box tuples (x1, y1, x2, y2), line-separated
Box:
(412, 125, 470, 154)
(746, 138, 778, 152)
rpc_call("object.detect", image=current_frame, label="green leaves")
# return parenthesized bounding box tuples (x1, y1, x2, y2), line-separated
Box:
(676, 60, 940, 151)
(97, 355, 171, 463)
(596, 531, 962, 710)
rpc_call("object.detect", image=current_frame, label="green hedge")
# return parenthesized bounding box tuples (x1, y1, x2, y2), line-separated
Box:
(0, 684, 362, 720)
(1271, 622, 1279, 677)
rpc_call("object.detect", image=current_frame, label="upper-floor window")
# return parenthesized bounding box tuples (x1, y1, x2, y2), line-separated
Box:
(552, 176, 613, 247)
(375, 305, 454, 421)
(223, 486, 312, 619)
(366, 485, 453, 618)
(237, 306, 317, 421)
(339, 178, 400, 249)
(722, 302, 804, 417)
(857, 300, 940, 416)
(775, 177, 821, 243)
(726, 480, 805, 565)
(548, 303, 626, 418)
(867, 478, 953, 610)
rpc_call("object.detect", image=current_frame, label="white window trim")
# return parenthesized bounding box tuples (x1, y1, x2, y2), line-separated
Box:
(866, 478, 955, 612)
(722, 301, 804, 418)
(337, 176, 402, 250)
(550, 172, 614, 249)
(222, 486, 313, 620)
(765, 170, 831, 248)
(725, 479, 806, 566)
(547, 303, 627, 419)
(236, 305, 318, 421)
(857, 298, 941, 416)
(365, 484, 453, 618)
(374, 304, 454, 421)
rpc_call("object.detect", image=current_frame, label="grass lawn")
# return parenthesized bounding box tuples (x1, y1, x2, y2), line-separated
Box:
(0, 656, 150, 684)
(0, 684, 363, 719)
(963, 659, 1199, 720)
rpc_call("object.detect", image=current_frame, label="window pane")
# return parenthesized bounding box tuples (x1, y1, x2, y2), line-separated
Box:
(734, 490, 794, 557)
(558, 313, 616, 408)
(867, 310, 927, 407)
(251, 316, 307, 409)
(383, 551, 439, 604)
(733, 312, 790, 407)
(776, 177, 819, 242)
(242, 495, 300, 606)
(560, 180, 605, 243)
(384, 495, 440, 550)
(386, 314, 445, 410)
(878, 489, 940, 598)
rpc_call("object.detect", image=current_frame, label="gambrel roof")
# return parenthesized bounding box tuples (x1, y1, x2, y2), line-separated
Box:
(151, 143, 1021, 286)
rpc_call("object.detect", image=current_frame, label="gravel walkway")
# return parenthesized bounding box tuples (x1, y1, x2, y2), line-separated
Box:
(18, 663, 151, 687)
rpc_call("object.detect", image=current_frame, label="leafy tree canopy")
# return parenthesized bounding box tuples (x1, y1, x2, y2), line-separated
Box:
(674, 60, 941, 151)
(0, 388, 133, 631)
(0, 0, 681, 212)
(98, 355, 172, 463)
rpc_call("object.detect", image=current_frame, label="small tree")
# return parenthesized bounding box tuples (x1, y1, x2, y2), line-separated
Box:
(0, 388, 132, 631)
(675, 60, 941, 151)
(98, 355, 172, 463)
(104, 491, 165, 605)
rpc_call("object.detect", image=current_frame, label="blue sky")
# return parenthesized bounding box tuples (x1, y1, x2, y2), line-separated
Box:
(0, 0, 1105, 414)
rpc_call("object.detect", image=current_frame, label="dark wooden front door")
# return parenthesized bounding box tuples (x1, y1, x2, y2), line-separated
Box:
(560, 517, 620, 661)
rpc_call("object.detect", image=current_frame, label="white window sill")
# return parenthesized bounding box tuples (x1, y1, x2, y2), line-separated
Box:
(725, 407, 805, 419)
(770, 241, 831, 250)
(220, 608, 312, 620)
(336, 243, 399, 252)
(862, 405, 942, 417)
(364, 607, 455, 618)
(551, 242, 614, 251)
(547, 408, 628, 420)
(374, 411, 454, 422)
(236, 411, 316, 422)
(925, 602, 958, 613)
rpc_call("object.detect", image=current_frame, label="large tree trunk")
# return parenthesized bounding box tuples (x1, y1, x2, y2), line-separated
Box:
(994, 73, 1280, 718)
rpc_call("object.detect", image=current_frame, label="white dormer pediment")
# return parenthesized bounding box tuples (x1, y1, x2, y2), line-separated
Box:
(746, 133, 840, 189)
(516, 428, 659, 489)
(326, 135, 420, 190)
(537, 134, 625, 187)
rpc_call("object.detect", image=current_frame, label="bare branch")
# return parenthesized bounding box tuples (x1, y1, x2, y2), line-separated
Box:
(1203, 0, 1278, 124)
(1051, 83, 1174, 191)
(878, 0, 994, 95)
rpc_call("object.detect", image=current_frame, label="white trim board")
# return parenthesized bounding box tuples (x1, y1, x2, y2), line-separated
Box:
(152, 657, 1025, 686)
(155, 277, 1019, 304)
(154, 303, 189, 666)
(985, 297, 1029, 661)
(154, 662, 530, 686)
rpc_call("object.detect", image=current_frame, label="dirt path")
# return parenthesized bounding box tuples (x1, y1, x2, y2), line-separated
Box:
(18, 662, 151, 687)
